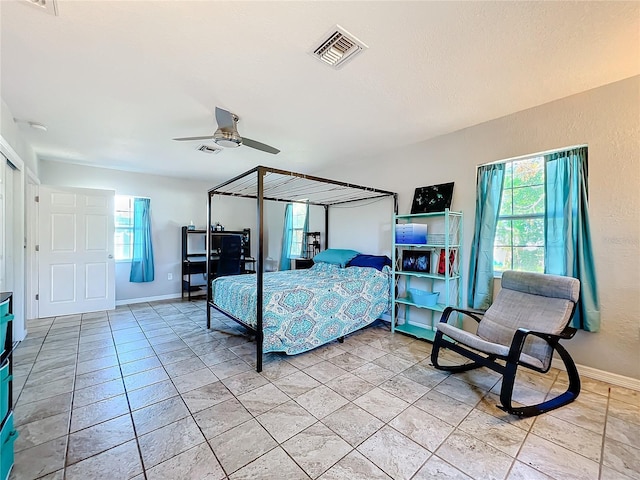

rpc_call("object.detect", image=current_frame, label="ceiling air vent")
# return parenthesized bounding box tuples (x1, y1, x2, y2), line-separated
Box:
(311, 25, 368, 69)
(20, 0, 59, 15)
(197, 145, 221, 155)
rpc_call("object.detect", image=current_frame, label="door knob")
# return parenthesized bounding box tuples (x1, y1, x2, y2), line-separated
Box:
(108, 254, 113, 259)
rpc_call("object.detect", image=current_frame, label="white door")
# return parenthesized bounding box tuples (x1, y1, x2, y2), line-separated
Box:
(39, 186, 115, 317)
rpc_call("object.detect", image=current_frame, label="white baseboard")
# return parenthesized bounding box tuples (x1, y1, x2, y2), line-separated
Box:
(116, 293, 183, 306)
(552, 359, 640, 391)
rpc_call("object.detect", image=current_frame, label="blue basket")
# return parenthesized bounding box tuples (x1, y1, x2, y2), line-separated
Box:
(408, 288, 439, 307)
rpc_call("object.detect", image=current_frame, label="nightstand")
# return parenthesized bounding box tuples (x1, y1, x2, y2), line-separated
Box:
(294, 258, 314, 270)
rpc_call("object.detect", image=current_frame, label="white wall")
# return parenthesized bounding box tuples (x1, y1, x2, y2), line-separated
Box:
(39, 161, 255, 302)
(316, 76, 640, 380)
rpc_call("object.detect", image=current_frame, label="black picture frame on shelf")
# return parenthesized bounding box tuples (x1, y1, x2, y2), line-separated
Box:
(402, 250, 430, 273)
(410, 182, 455, 214)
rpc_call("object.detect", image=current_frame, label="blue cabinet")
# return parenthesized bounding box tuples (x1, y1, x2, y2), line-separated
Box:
(0, 293, 17, 480)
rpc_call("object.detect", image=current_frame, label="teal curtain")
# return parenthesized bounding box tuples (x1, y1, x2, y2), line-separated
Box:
(130, 198, 155, 282)
(545, 147, 600, 331)
(301, 203, 310, 258)
(468, 163, 505, 309)
(279, 203, 293, 271)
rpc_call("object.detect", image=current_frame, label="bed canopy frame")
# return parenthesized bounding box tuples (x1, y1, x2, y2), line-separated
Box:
(207, 165, 398, 372)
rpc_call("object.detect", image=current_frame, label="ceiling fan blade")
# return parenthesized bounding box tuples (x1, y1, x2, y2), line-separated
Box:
(215, 107, 236, 130)
(241, 137, 280, 155)
(173, 135, 215, 141)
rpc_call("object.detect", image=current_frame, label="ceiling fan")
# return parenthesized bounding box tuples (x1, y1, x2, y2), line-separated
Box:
(173, 107, 280, 155)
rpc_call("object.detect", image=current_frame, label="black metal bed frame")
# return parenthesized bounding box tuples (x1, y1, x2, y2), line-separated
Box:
(206, 166, 397, 372)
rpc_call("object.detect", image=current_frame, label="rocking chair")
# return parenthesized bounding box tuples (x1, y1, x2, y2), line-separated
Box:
(431, 270, 581, 417)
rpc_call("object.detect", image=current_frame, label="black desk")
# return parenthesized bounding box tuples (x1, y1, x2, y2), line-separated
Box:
(182, 255, 255, 300)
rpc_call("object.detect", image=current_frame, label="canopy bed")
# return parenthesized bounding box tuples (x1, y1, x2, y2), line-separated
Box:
(207, 166, 397, 372)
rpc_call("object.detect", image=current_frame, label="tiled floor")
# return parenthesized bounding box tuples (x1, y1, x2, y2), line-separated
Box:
(7, 299, 640, 480)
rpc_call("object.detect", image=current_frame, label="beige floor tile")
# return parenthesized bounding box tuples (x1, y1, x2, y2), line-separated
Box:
(163, 356, 207, 377)
(209, 418, 278, 474)
(458, 408, 528, 457)
(146, 442, 225, 480)
(221, 369, 270, 396)
(518, 433, 599, 480)
(259, 358, 299, 381)
(507, 461, 555, 479)
(327, 352, 369, 371)
(14, 411, 71, 452)
(352, 363, 395, 385)
(531, 413, 603, 461)
(257, 400, 317, 443)
(138, 416, 205, 469)
(610, 385, 640, 405)
(12, 435, 68, 479)
(401, 363, 448, 388)
(75, 365, 122, 390)
(132, 395, 190, 435)
(65, 440, 143, 480)
(180, 380, 232, 413)
(304, 361, 348, 384)
(413, 455, 472, 480)
(548, 399, 606, 434)
(229, 446, 309, 480)
(286, 351, 324, 370)
(209, 358, 252, 379)
(379, 374, 430, 403)
(198, 347, 238, 366)
(123, 366, 170, 391)
(390, 405, 454, 453)
(282, 422, 352, 478)
(120, 356, 162, 377)
(273, 370, 322, 398)
(194, 397, 253, 439)
(118, 346, 157, 364)
(436, 430, 514, 480)
(358, 425, 430, 480)
(318, 450, 392, 480)
(14, 392, 72, 427)
(435, 376, 488, 406)
(600, 465, 635, 480)
(325, 372, 375, 401)
(606, 414, 640, 449)
(353, 387, 409, 423)
(237, 382, 290, 415)
(603, 437, 640, 480)
(322, 403, 384, 447)
(73, 378, 126, 409)
(18, 376, 75, 404)
(67, 414, 136, 465)
(372, 353, 415, 374)
(70, 394, 130, 432)
(172, 367, 219, 394)
(127, 379, 179, 411)
(608, 398, 640, 425)
(295, 385, 349, 419)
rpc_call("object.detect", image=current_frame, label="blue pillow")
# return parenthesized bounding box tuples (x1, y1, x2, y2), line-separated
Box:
(313, 249, 360, 267)
(347, 254, 392, 271)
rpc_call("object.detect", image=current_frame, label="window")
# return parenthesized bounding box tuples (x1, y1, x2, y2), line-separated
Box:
(114, 195, 134, 261)
(289, 202, 308, 258)
(493, 156, 545, 273)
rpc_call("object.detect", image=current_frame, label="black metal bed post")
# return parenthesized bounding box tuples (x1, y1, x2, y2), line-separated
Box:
(206, 192, 212, 329)
(324, 205, 329, 249)
(256, 168, 265, 372)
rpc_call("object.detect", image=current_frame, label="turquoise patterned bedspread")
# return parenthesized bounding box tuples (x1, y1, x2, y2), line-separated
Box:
(211, 263, 391, 355)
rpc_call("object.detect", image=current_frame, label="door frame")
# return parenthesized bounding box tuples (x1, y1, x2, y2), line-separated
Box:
(25, 168, 40, 321)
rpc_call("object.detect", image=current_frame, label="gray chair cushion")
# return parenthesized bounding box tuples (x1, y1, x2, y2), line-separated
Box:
(446, 271, 578, 370)
(501, 270, 579, 303)
(437, 322, 544, 370)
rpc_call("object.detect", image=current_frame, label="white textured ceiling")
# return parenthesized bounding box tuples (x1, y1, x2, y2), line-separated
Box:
(1, 1, 638, 183)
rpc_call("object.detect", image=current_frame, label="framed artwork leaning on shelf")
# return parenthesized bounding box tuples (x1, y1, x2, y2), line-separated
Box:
(411, 182, 454, 214)
(402, 250, 430, 273)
